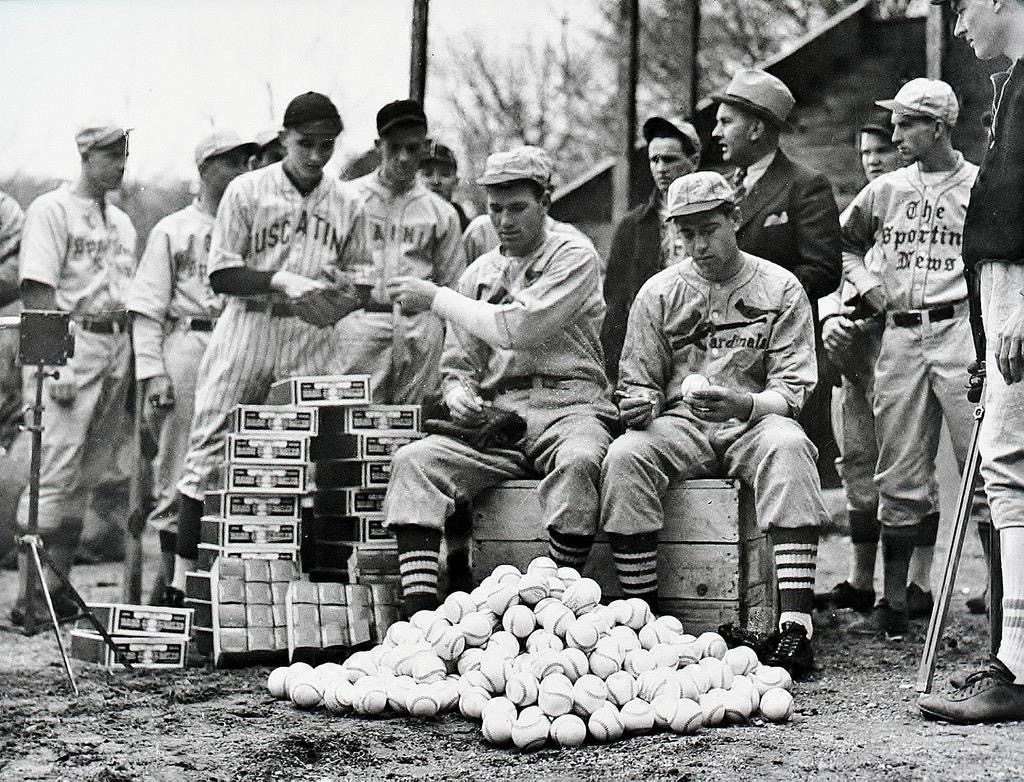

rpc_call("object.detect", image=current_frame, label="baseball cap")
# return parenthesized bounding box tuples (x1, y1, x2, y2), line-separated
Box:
(420, 140, 458, 170)
(75, 121, 130, 155)
(376, 99, 428, 136)
(283, 92, 344, 134)
(194, 129, 258, 167)
(476, 146, 552, 188)
(859, 108, 896, 139)
(711, 69, 796, 127)
(876, 78, 959, 125)
(254, 127, 282, 150)
(642, 116, 701, 157)
(665, 171, 735, 219)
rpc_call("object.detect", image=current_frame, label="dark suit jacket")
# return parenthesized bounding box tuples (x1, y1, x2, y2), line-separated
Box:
(734, 151, 841, 302)
(600, 191, 662, 383)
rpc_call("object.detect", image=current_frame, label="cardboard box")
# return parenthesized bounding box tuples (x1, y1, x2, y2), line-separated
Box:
(201, 517, 301, 547)
(267, 375, 372, 406)
(217, 463, 307, 494)
(309, 432, 421, 462)
(225, 434, 310, 464)
(70, 630, 188, 669)
(244, 560, 273, 583)
(80, 603, 193, 638)
(185, 571, 211, 602)
(269, 560, 299, 583)
(230, 405, 318, 435)
(341, 405, 421, 435)
(315, 460, 391, 489)
(313, 487, 387, 516)
(204, 491, 302, 520)
(197, 544, 299, 571)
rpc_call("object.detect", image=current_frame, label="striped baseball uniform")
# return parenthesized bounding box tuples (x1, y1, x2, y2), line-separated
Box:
(843, 155, 989, 529)
(16, 184, 138, 545)
(461, 213, 602, 272)
(127, 201, 222, 533)
(334, 172, 465, 403)
(177, 163, 367, 500)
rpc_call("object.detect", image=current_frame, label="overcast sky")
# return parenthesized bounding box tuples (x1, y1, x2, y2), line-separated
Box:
(0, 0, 591, 182)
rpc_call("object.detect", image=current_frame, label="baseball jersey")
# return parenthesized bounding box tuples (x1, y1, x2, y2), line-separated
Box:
(819, 200, 883, 321)
(442, 231, 608, 396)
(209, 162, 368, 281)
(346, 171, 465, 302)
(462, 213, 600, 268)
(619, 253, 817, 417)
(19, 184, 137, 314)
(127, 201, 222, 323)
(842, 154, 978, 310)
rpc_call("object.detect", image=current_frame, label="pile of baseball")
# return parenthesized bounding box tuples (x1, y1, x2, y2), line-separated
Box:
(266, 557, 796, 750)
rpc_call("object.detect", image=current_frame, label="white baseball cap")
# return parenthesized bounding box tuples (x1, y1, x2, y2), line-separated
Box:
(194, 129, 258, 167)
(876, 78, 959, 126)
(665, 171, 736, 219)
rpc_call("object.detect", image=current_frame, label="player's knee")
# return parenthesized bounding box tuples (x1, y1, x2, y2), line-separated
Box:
(601, 435, 647, 478)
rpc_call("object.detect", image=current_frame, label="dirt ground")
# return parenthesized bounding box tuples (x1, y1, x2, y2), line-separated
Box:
(1, 492, 1023, 782)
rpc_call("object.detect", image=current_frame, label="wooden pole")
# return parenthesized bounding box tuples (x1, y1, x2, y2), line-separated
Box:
(926, 1, 945, 80)
(410, 0, 429, 103)
(612, 0, 640, 223)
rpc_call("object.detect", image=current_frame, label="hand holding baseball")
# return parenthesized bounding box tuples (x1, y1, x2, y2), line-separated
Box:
(385, 276, 439, 313)
(618, 395, 655, 429)
(688, 385, 753, 422)
(444, 382, 485, 425)
(270, 270, 327, 300)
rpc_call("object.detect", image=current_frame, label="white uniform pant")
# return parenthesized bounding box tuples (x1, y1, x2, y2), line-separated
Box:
(872, 307, 989, 528)
(334, 309, 443, 404)
(833, 337, 881, 516)
(17, 328, 132, 544)
(979, 262, 1024, 530)
(148, 327, 211, 533)
(178, 302, 339, 500)
(384, 386, 614, 536)
(601, 411, 829, 535)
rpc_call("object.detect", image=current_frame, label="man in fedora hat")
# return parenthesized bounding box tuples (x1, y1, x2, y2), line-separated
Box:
(601, 115, 701, 383)
(712, 68, 842, 478)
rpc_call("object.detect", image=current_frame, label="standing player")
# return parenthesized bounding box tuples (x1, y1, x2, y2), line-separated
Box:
(818, 111, 941, 615)
(127, 130, 256, 606)
(165, 92, 368, 596)
(842, 79, 987, 636)
(919, 0, 1024, 723)
(382, 146, 615, 617)
(419, 140, 472, 231)
(335, 100, 464, 404)
(12, 122, 136, 626)
(601, 171, 828, 678)
(602, 115, 701, 383)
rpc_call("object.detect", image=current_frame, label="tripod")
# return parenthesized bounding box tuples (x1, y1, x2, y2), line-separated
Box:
(4, 312, 132, 692)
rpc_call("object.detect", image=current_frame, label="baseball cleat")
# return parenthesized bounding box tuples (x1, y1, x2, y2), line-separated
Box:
(906, 583, 934, 620)
(764, 622, 814, 680)
(920, 658, 1024, 724)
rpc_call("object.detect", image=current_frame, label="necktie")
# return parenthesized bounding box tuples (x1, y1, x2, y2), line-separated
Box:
(732, 166, 749, 202)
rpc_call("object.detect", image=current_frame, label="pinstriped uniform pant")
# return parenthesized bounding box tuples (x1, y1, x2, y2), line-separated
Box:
(177, 300, 339, 500)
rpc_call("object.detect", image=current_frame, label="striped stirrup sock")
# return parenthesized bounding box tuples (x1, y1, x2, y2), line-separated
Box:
(394, 525, 442, 617)
(608, 532, 659, 610)
(771, 527, 820, 616)
(548, 529, 594, 570)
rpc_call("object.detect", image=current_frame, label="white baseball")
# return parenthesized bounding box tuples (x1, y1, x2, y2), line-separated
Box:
(620, 697, 656, 733)
(512, 706, 551, 752)
(409, 609, 440, 633)
(639, 622, 676, 651)
(440, 591, 478, 624)
(482, 695, 518, 722)
(562, 578, 601, 616)
(541, 603, 576, 639)
(267, 666, 289, 699)
(699, 688, 727, 727)
(525, 629, 564, 654)
(486, 584, 521, 616)
(517, 572, 550, 605)
(652, 693, 679, 729)
(605, 670, 638, 707)
(505, 670, 540, 707)
(458, 611, 494, 647)
(622, 598, 653, 631)
(385, 675, 415, 713)
(502, 605, 537, 639)
(674, 669, 701, 701)
(655, 614, 684, 634)
(538, 672, 575, 717)
(526, 556, 559, 581)
(680, 373, 711, 399)
(547, 576, 566, 600)
(458, 685, 492, 720)
(345, 651, 378, 681)
(722, 687, 752, 724)
(609, 626, 641, 654)
(530, 650, 565, 681)
(759, 687, 794, 722)
(406, 683, 442, 717)
(290, 676, 324, 710)
(587, 702, 625, 743)
(572, 674, 609, 718)
(624, 648, 656, 677)
(323, 678, 355, 714)
(457, 647, 484, 675)
(698, 656, 732, 690)
(478, 652, 511, 694)
(564, 619, 600, 653)
(723, 645, 759, 676)
(385, 621, 424, 647)
(731, 675, 761, 713)
(638, 669, 680, 703)
(491, 563, 522, 586)
(486, 630, 521, 658)
(650, 643, 681, 670)
(459, 669, 491, 694)
(752, 665, 793, 693)
(283, 662, 314, 697)
(352, 677, 388, 716)
(482, 712, 514, 745)
(669, 698, 704, 734)
(683, 662, 711, 694)
(556, 566, 582, 585)
(430, 626, 467, 662)
(676, 640, 702, 667)
(559, 648, 589, 682)
(697, 631, 728, 660)
(549, 713, 587, 748)
(410, 652, 446, 684)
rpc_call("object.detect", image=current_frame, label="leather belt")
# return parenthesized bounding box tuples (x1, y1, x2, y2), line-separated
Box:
(489, 375, 572, 396)
(76, 312, 129, 334)
(890, 300, 965, 328)
(361, 302, 394, 313)
(177, 317, 217, 332)
(244, 299, 296, 318)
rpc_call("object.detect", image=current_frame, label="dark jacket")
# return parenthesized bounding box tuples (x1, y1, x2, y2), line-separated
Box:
(600, 191, 662, 383)
(734, 151, 841, 301)
(964, 62, 1024, 269)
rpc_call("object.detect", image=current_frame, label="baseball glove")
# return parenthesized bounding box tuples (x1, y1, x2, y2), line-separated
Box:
(424, 406, 527, 451)
(290, 282, 362, 328)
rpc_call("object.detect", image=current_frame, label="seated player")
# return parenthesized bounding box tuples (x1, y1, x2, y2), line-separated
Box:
(382, 145, 616, 617)
(600, 171, 829, 678)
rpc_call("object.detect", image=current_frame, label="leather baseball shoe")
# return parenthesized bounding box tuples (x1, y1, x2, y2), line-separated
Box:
(920, 657, 1024, 724)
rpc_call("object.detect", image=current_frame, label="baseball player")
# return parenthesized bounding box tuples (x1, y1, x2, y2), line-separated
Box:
(382, 146, 615, 617)
(602, 171, 827, 678)
(334, 100, 464, 404)
(818, 111, 942, 616)
(250, 127, 285, 171)
(842, 78, 988, 636)
(127, 130, 256, 606)
(0, 189, 25, 441)
(419, 140, 472, 232)
(166, 92, 368, 595)
(12, 121, 137, 627)
(919, 0, 1024, 725)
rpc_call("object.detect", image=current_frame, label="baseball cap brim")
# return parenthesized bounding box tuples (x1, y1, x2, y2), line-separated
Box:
(201, 141, 259, 166)
(666, 198, 731, 219)
(475, 172, 542, 186)
(874, 98, 937, 119)
(379, 114, 427, 136)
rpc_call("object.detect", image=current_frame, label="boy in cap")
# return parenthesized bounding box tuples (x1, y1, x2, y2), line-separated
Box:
(917, 0, 1024, 723)
(336, 99, 465, 404)
(12, 121, 137, 626)
(602, 170, 827, 678)
(127, 129, 256, 605)
(842, 78, 988, 636)
(382, 145, 615, 616)
(419, 140, 471, 231)
(166, 92, 369, 595)
(601, 115, 701, 383)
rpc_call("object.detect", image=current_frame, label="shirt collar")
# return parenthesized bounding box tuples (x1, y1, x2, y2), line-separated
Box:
(743, 150, 777, 191)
